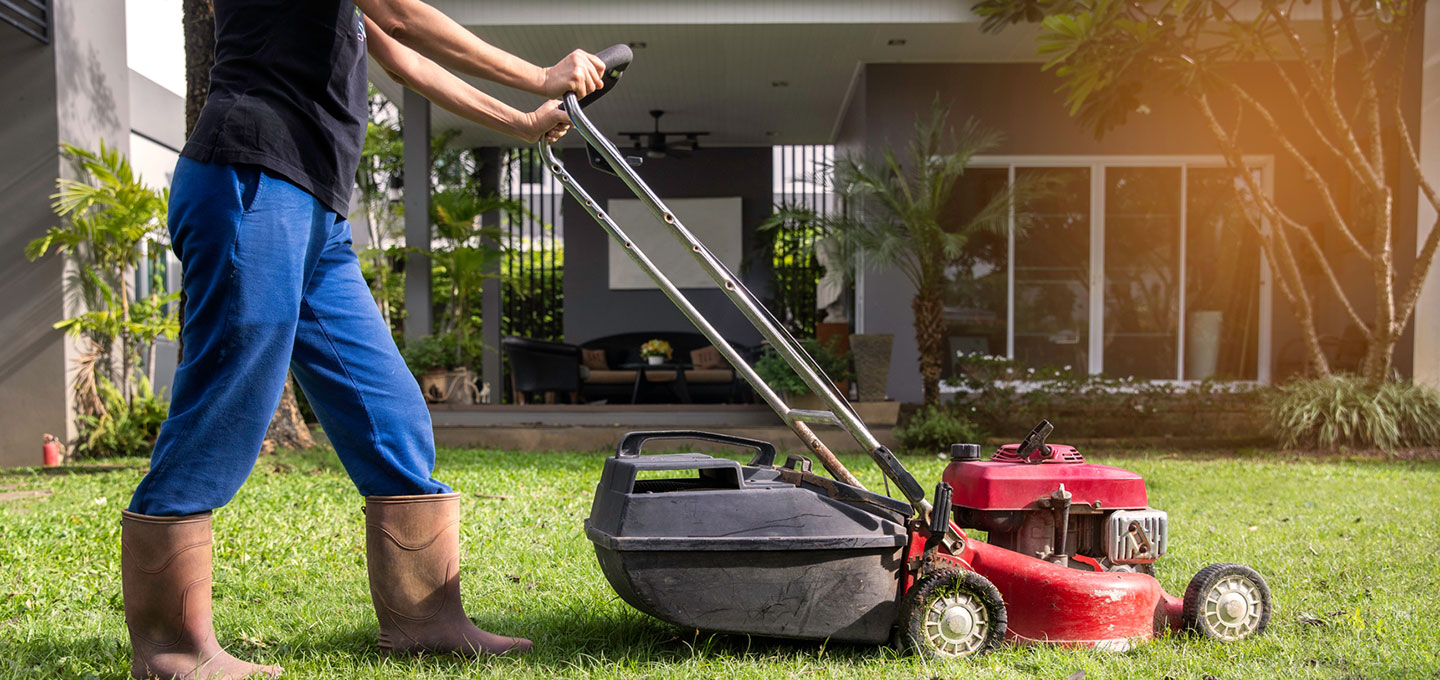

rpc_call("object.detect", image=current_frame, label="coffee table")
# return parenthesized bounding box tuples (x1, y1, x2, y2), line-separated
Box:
(620, 362, 694, 404)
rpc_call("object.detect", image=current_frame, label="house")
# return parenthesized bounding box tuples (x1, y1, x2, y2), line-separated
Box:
(2, 1, 1438, 467)
(376, 1, 1440, 400)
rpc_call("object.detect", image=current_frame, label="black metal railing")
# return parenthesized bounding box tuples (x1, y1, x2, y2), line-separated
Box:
(1, 0, 48, 43)
(770, 145, 835, 336)
(500, 148, 565, 342)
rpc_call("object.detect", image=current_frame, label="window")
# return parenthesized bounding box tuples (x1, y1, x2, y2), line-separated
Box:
(942, 159, 1271, 384)
(1015, 167, 1092, 372)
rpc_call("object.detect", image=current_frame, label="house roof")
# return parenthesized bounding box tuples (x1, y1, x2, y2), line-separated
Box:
(372, 0, 1044, 148)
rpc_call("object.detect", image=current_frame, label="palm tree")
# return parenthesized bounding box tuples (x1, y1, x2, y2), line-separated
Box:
(426, 185, 520, 365)
(767, 100, 1047, 405)
(27, 142, 178, 413)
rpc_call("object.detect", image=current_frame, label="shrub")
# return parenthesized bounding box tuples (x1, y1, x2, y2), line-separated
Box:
(947, 352, 1267, 439)
(1267, 375, 1440, 451)
(400, 333, 483, 379)
(895, 405, 985, 454)
(72, 375, 168, 460)
(753, 338, 852, 396)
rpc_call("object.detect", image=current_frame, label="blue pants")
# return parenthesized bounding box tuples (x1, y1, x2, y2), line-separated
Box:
(129, 159, 451, 516)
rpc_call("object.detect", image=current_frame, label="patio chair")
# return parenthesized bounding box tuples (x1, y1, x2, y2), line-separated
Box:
(502, 336, 581, 404)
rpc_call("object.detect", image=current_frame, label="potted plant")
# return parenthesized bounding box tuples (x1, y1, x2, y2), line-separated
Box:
(640, 339, 673, 366)
(402, 333, 482, 404)
(848, 333, 894, 403)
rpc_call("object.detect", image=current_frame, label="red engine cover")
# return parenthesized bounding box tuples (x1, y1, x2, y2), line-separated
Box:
(943, 447, 1148, 511)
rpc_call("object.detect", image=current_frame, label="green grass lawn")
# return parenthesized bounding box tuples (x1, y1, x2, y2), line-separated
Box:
(2, 446, 1438, 679)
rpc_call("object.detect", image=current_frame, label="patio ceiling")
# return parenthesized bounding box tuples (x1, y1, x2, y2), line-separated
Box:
(371, 0, 1044, 148)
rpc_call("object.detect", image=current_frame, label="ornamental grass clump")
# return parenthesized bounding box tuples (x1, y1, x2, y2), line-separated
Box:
(1267, 375, 1440, 451)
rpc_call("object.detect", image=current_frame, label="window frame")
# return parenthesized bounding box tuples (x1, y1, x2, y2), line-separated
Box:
(951, 155, 1275, 385)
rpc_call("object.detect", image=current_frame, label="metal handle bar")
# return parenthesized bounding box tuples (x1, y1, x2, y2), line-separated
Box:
(539, 95, 932, 515)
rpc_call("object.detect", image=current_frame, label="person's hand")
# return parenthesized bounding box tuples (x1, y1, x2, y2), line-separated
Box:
(518, 100, 571, 143)
(539, 49, 605, 99)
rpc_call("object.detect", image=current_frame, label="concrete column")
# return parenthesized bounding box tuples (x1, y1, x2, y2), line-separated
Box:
(403, 88, 432, 341)
(1416, 7, 1440, 387)
(474, 147, 503, 403)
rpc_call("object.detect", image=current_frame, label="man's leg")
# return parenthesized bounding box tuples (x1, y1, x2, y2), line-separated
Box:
(289, 219, 531, 656)
(287, 218, 448, 497)
(122, 159, 331, 679)
(130, 160, 328, 516)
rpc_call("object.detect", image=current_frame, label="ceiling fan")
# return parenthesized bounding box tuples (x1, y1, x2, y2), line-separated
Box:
(619, 110, 710, 159)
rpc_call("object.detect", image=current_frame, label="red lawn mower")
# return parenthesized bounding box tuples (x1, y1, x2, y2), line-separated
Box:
(552, 45, 1272, 657)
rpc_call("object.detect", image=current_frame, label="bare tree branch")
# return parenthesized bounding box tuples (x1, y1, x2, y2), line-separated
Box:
(1394, 90, 1440, 215)
(1258, 192, 1374, 337)
(1222, 81, 1371, 260)
(1253, 34, 1365, 182)
(1271, 5, 1385, 189)
(1396, 215, 1440, 334)
(1196, 93, 1335, 374)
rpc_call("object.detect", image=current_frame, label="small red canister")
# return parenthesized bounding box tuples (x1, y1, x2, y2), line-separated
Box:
(42, 434, 62, 467)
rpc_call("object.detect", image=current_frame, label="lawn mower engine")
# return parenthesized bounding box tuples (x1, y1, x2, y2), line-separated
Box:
(945, 421, 1164, 575)
(931, 421, 1272, 649)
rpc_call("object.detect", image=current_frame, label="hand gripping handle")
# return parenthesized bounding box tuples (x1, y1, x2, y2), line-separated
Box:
(573, 44, 633, 109)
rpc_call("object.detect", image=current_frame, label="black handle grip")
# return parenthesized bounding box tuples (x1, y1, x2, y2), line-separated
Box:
(574, 43, 633, 109)
(929, 482, 953, 535)
(616, 430, 778, 467)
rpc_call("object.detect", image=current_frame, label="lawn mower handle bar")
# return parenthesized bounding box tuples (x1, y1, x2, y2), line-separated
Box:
(537, 50, 938, 525)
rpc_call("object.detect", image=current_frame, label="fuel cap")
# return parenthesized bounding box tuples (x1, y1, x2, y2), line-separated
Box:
(949, 443, 981, 462)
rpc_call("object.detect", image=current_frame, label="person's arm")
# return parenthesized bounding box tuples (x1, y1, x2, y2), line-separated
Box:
(354, 0, 604, 99)
(364, 16, 570, 144)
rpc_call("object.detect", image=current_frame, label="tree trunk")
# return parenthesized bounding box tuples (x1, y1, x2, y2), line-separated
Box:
(1361, 330, 1394, 386)
(183, 0, 310, 452)
(182, 0, 214, 140)
(180, 0, 214, 365)
(912, 287, 945, 407)
(261, 379, 315, 454)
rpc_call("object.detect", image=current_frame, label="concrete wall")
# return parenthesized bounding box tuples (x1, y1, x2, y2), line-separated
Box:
(559, 146, 774, 347)
(0, 2, 132, 467)
(0, 26, 65, 468)
(841, 61, 1421, 402)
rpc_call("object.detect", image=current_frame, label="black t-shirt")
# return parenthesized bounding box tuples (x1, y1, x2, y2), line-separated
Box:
(181, 0, 368, 215)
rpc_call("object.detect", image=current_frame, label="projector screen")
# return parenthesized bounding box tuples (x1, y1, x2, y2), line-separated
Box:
(606, 197, 743, 290)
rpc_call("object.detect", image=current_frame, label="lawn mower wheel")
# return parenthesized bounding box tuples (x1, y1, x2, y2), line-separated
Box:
(1181, 563, 1272, 641)
(899, 568, 1007, 658)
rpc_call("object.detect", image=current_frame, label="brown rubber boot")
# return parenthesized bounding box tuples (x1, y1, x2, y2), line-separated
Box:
(120, 511, 282, 679)
(364, 493, 533, 656)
